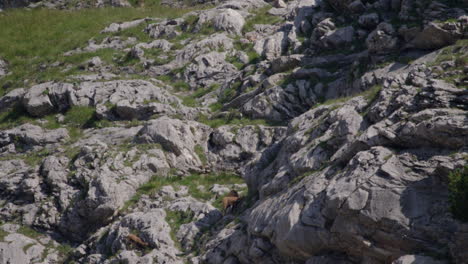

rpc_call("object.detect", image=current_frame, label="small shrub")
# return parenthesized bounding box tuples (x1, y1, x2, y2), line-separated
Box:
(194, 145, 207, 165)
(449, 166, 468, 222)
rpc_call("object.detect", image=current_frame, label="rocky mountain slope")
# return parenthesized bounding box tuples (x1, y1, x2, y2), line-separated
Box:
(0, 0, 467, 263)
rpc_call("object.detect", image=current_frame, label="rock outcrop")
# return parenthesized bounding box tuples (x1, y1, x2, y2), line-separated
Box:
(0, 0, 467, 263)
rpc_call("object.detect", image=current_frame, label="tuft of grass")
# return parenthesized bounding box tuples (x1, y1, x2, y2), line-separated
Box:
(63, 106, 96, 128)
(194, 145, 207, 165)
(17, 225, 42, 239)
(233, 40, 260, 65)
(23, 243, 36, 253)
(209, 102, 222, 112)
(181, 83, 219, 107)
(173, 81, 191, 92)
(449, 166, 468, 222)
(242, 6, 284, 34)
(56, 243, 74, 258)
(0, 228, 8, 242)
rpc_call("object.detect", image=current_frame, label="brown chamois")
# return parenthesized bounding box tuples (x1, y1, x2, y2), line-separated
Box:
(222, 190, 241, 215)
(126, 234, 149, 248)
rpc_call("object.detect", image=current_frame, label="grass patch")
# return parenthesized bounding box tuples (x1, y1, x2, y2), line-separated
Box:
(449, 165, 468, 222)
(0, 4, 199, 94)
(0, 228, 8, 242)
(242, 6, 284, 34)
(165, 209, 195, 248)
(23, 243, 36, 253)
(56, 243, 74, 260)
(17, 225, 42, 239)
(181, 83, 219, 107)
(233, 40, 260, 65)
(63, 106, 96, 128)
(0, 104, 36, 130)
(194, 145, 207, 165)
(122, 171, 244, 212)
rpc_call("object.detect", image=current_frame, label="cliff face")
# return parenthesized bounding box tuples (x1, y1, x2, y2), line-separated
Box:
(0, 0, 467, 263)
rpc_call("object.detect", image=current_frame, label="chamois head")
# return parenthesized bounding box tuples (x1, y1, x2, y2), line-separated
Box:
(227, 190, 239, 197)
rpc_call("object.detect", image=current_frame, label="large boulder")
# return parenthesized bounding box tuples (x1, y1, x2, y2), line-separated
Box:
(254, 30, 289, 60)
(183, 51, 239, 89)
(366, 22, 398, 54)
(213, 9, 245, 35)
(0, 88, 25, 112)
(0, 124, 69, 151)
(407, 19, 466, 50)
(318, 26, 355, 49)
(22, 82, 72, 117)
(98, 209, 183, 263)
(136, 116, 212, 171)
(358, 13, 380, 29)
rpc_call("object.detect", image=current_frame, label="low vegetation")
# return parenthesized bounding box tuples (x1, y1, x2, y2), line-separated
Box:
(122, 171, 245, 212)
(0, 3, 198, 95)
(449, 165, 468, 222)
(242, 6, 284, 33)
(165, 209, 195, 249)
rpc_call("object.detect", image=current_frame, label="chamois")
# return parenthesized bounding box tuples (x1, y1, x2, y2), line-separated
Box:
(222, 190, 241, 215)
(126, 234, 149, 248)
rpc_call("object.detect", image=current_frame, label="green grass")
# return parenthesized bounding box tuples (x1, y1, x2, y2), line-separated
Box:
(429, 39, 468, 89)
(242, 6, 284, 33)
(23, 243, 36, 253)
(449, 165, 468, 222)
(181, 83, 219, 107)
(194, 145, 207, 165)
(0, 105, 36, 130)
(0, 227, 8, 242)
(0, 4, 199, 94)
(233, 40, 260, 65)
(63, 106, 96, 128)
(17, 225, 42, 239)
(56, 243, 74, 259)
(122, 171, 244, 211)
(165, 209, 195, 248)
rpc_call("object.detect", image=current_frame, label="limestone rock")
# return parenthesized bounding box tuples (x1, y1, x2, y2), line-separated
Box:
(366, 22, 398, 54)
(213, 9, 245, 35)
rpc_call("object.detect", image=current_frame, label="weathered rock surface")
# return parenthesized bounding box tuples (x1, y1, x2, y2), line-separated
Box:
(0, 124, 69, 152)
(136, 116, 212, 172)
(0, 0, 467, 263)
(213, 9, 245, 35)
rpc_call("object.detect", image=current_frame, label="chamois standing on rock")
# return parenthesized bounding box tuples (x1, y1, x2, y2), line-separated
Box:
(126, 234, 149, 248)
(222, 190, 241, 215)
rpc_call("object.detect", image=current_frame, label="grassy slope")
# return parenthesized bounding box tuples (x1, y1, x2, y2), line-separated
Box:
(0, 3, 193, 95)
